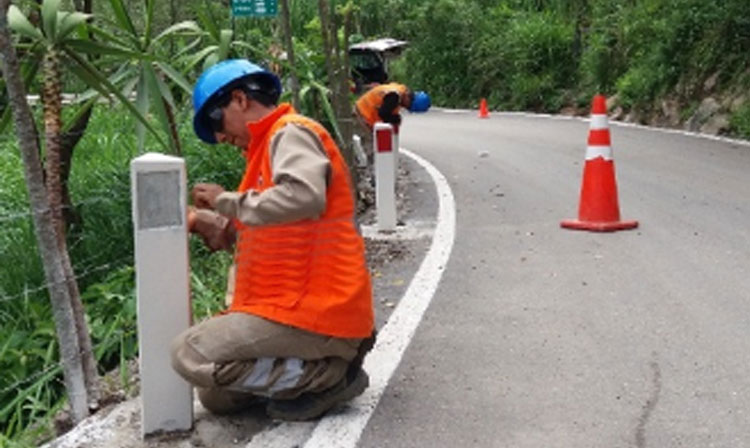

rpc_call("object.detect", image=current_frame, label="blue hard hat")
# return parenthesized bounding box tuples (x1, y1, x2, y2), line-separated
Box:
(408, 91, 431, 113)
(192, 59, 282, 144)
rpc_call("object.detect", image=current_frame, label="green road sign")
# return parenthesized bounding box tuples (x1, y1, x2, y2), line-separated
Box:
(232, 0, 278, 17)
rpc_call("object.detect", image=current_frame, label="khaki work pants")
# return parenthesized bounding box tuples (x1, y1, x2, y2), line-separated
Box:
(170, 312, 361, 414)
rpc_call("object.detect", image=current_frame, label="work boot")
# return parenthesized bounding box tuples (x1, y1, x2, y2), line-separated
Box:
(349, 329, 377, 374)
(265, 368, 369, 421)
(197, 387, 263, 415)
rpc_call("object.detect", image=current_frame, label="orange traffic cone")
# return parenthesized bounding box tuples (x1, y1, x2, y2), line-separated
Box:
(561, 95, 638, 232)
(479, 98, 489, 118)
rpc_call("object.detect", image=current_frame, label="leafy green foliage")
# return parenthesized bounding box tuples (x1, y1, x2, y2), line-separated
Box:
(578, 0, 750, 110)
(0, 106, 243, 442)
(354, 0, 749, 117)
(79, 0, 198, 154)
(730, 103, 750, 139)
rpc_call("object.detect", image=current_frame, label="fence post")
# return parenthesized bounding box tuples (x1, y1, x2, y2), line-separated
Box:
(374, 123, 397, 230)
(130, 153, 193, 437)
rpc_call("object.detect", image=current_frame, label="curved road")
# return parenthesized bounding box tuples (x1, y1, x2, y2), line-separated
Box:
(357, 110, 750, 447)
(46, 109, 750, 448)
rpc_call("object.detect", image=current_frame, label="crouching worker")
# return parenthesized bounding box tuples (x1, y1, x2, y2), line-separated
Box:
(354, 82, 430, 159)
(171, 59, 376, 421)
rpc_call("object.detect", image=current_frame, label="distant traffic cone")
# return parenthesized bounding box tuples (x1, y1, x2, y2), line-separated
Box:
(479, 98, 489, 118)
(561, 95, 638, 232)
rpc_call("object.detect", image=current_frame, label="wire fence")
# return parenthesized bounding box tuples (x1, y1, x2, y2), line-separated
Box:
(0, 364, 61, 398)
(0, 194, 134, 305)
(0, 163, 242, 303)
(0, 191, 142, 429)
(0, 100, 248, 439)
(0, 196, 114, 224)
(0, 256, 134, 304)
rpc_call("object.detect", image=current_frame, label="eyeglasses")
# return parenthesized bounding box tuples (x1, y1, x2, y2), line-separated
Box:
(207, 104, 224, 133)
(205, 94, 233, 134)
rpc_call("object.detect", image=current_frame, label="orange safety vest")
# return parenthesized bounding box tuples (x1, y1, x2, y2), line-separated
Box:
(230, 103, 374, 338)
(355, 83, 409, 128)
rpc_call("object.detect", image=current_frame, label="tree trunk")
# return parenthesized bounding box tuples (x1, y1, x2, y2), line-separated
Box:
(60, 105, 92, 228)
(318, 0, 357, 185)
(0, 1, 90, 423)
(43, 49, 66, 241)
(279, 0, 301, 110)
(43, 48, 100, 411)
(164, 97, 182, 156)
(317, 1, 352, 151)
(61, 0, 95, 228)
(61, 0, 95, 226)
(170, 0, 176, 56)
(337, 4, 355, 170)
(66, 0, 102, 407)
(317, 0, 337, 105)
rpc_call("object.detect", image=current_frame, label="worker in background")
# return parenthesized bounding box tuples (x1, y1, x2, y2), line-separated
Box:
(354, 82, 431, 159)
(172, 59, 375, 421)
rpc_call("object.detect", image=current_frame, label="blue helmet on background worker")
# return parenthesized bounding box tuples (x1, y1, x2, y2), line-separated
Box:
(192, 59, 282, 144)
(408, 91, 431, 113)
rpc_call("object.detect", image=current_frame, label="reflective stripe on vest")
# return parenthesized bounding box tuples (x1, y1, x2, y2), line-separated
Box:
(230, 107, 374, 338)
(355, 83, 408, 127)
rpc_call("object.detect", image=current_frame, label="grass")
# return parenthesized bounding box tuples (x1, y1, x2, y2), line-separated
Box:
(0, 104, 242, 445)
(730, 103, 750, 139)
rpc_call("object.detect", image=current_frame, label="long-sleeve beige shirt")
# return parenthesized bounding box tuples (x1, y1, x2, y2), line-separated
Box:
(190, 123, 332, 253)
(217, 122, 331, 226)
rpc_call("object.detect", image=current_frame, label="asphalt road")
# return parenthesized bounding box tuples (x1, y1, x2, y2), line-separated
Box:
(357, 110, 750, 448)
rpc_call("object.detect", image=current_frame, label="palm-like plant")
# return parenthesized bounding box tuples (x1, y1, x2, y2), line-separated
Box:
(84, 0, 196, 154)
(9, 1, 94, 237)
(6, 0, 106, 422)
(6, 0, 191, 423)
(181, 5, 266, 72)
(8, 1, 166, 152)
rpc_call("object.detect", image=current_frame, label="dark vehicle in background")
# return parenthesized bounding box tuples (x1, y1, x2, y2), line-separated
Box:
(349, 38, 408, 93)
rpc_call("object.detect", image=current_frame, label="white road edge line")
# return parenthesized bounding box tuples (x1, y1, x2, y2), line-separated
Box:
(245, 148, 456, 448)
(432, 107, 750, 148)
(303, 148, 456, 448)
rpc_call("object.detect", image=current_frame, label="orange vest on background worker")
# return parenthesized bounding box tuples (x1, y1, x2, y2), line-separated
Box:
(230, 104, 374, 339)
(355, 82, 409, 128)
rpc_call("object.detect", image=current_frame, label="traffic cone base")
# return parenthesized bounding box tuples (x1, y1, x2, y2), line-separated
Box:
(560, 218, 639, 232)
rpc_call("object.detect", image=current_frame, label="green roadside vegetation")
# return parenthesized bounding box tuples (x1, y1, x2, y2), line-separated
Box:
(1, 0, 749, 446)
(0, 108, 239, 446)
(364, 0, 750, 135)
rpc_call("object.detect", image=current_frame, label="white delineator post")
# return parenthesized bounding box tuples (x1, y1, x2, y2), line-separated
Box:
(374, 123, 397, 230)
(352, 134, 368, 168)
(392, 124, 400, 178)
(130, 153, 193, 437)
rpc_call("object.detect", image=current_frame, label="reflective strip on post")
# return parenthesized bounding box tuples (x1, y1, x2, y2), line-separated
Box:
(374, 123, 397, 230)
(376, 126, 393, 152)
(130, 153, 193, 437)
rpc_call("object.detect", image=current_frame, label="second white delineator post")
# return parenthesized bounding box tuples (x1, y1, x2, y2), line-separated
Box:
(374, 123, 397, 231)
(131, 153, 193, 437)
(392, 124, 400, 178)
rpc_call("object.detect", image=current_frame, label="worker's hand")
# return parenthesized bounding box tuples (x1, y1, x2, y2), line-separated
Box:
(187, 206, 198, 232)
(191, 183, 225, 210)
(187, 206, 235, 252)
